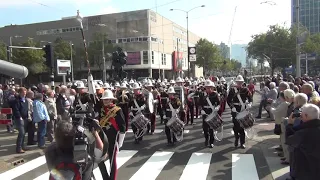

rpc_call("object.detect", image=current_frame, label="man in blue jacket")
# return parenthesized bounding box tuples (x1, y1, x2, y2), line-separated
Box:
(11, 87, 28, 153)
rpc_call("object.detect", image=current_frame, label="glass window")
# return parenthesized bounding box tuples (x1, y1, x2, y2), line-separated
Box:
(139, 37, 143, 41)
(143, 51, 148, 64)
(118, 39, 123, 43)
(131, 38, 136, 42)
(163, 54, 166, 65)
(161, 54, 164, 65)
(127, 38, 131, 42)
(152, 51, 154, 64)
(142, 37, 148, 41)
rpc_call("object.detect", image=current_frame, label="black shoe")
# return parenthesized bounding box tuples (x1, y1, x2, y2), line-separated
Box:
(205, 140, 208, 147)
(134, 139, 140, 144)
(240, 144, 246, 149)
(234, 139, 239, 147)
(167, 142, 174, 146)
(255, 116, 261, 119)
(208, 144, 214, 148)
(27, 142, 36, 146)
(275, 147, 283, 151)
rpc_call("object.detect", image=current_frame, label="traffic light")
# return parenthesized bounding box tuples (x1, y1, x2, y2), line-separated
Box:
(42, 44, 54, 68)
(112, 47, 128, 80)
(66, 70, 71, 82)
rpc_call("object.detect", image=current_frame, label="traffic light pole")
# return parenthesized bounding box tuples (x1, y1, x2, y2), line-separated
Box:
(102, 41, 106, 83)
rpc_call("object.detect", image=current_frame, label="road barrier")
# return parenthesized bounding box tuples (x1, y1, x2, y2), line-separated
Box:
(0, 108, 13, 125)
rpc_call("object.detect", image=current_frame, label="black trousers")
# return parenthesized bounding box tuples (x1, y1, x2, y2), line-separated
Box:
(164, 119, 177, 143)
(194, 99, 200, 118)
(131, 123, 143, 141)
(26, 121, 35, 144)
(98, 127, 118, 180)
(202, 115, 214, 144)
(187, 103, 194, 124)
(232, 112, 245, 145)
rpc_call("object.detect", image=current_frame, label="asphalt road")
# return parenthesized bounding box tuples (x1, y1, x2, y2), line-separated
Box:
(0, 88, 291, 180)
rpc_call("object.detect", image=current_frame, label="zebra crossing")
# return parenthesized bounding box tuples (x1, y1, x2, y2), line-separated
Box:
(0, 149, 265, 180)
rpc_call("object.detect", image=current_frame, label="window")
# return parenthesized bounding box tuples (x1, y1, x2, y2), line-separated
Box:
(143, 51, 148, 64)
(118, 39, 123, 43)
(152, 51, 154, 64)
(162, 54, 166, 65)
(142, 37, 148, 41)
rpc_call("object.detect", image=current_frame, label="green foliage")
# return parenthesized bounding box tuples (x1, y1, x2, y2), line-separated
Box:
(0, 41, 6, 60)
(88, 32, 115, 70)
(53, 37, 75, 60)
(301, 33, 320, 54)
(195, 38, 222, 69)
(12, 38, 46, 74)
(247, 24, 296, 74)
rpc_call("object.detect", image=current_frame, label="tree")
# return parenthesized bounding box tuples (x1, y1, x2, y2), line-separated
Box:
(12, 38, 46, 74)
(0, 41, 6, 60)
(247, 24, 295, 75)
(87, 32, 114, 70)
(53, 37, 75, 60)
(195, 38, 222, 70)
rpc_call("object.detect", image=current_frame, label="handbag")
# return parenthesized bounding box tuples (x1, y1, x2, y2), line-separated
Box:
(274, 124, 281, 135)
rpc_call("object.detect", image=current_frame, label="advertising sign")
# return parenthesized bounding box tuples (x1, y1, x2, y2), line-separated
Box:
(56, 59, 71, 76)
(126, 52, 141, 65)
(172, 51, 183, 72)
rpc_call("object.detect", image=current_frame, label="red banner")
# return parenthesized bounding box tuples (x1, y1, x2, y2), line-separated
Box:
(172, 51, 183, 72)
(127, 52, 141, 65)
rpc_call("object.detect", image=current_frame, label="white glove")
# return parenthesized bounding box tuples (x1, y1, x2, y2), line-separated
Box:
(141, 105, 146, 110)
(232, 107, 237, 112)
(118, 133, 126, 148)
(129, 112, 133, 117)
(247, 103, 252, 109)
(214, 105, 220, 111)
(201, 110, 206, 115)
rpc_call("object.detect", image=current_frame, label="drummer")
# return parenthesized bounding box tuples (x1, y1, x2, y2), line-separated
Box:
(164, 86, 183, 146)
(200, 80, 221, 148)
(227, 75, 252, 149)
(129, 82, 147, 144)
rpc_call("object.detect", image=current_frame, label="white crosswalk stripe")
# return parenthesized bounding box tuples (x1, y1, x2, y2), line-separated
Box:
(0, 150, 263, 180)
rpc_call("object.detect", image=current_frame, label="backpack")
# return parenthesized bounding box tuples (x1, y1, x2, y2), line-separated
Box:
(49, 160, 82, 180)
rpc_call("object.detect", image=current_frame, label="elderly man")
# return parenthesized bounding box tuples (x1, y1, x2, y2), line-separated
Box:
(301, 83, 318, 102)
(257, 82, 278, 118)
(285, 103, 320, 180)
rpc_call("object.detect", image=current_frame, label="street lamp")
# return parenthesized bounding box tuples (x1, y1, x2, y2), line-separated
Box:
(9, 35, 22, 60)
(170, 5, 205, 78)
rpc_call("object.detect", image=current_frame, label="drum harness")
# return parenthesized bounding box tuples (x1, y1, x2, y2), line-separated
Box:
(234, 87, 255, 139)
(205, 96, 223, 141)
(131, 99, 148, 139)
(167, 101, 184, 142)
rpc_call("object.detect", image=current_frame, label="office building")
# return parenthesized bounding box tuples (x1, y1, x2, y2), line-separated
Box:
(292, 0, 320, 33)
(219, 42, 230, 59)
(0, 9, 203, 80)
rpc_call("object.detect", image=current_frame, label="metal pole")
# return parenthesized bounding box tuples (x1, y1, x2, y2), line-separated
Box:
(9, 36, 13, 60)
(296, 0, 301, 77)
(102, 41, 106, 83)
(176, 37, 179, 79)
(186, 12, 190, 78)
(305, 53, 308, 75)
(70, 42, 74, 82)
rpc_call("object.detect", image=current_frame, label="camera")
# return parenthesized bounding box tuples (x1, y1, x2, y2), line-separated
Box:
(292, 108, 302, 118)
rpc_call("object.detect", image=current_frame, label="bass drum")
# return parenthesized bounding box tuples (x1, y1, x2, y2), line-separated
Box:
(205, 112, 224, 141)
(147, 92, 154, 114)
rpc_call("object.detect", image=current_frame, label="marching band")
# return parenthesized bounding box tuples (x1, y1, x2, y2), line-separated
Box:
(71, 75, 255, 179)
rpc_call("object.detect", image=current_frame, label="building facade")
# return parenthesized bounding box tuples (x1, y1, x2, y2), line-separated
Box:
(219, 42, 230, 59)
(292, 0, 320, 33)
(0, 9, 202, 80)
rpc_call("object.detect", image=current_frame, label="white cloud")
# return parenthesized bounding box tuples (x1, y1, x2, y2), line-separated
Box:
(189, 0, 291, 45)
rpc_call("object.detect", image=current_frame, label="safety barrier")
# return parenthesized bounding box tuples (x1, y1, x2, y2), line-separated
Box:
(0, 108, 13, 125)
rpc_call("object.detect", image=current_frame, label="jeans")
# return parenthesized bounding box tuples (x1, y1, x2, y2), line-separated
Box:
(15, 118, 26, 151)
(37, 120, 47, 147)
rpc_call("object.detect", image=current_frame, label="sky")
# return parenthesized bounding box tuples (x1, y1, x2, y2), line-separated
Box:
(0, 0, 291, 45)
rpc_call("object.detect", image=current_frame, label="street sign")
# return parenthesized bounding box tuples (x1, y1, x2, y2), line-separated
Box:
(188, 47, 196, 62)
(57, 59, 71, 76)
(300, 53, 316, 60)
(189, 54, 196, 62)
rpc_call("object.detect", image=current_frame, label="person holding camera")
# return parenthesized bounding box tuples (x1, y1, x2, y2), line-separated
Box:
(98, 89, 126, 180)
(45, 120, 105, 180)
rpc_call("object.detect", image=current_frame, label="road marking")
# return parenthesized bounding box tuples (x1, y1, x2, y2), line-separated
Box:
(33, 150, 138, 180)
(179, 153, 212, 180)
(129, 151, 174, 180)
(258, 123, 270, 126)
(184, 130, 190, 133)
(104, 150, 138, 177)
(0, 143, 17, 148)
(127, 129, 163, 133)
(232, 154, 259, 180)
(0, 155, 46, 179)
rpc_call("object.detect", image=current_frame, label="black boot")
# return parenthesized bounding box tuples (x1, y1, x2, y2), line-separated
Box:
(240, 144, 246, 149)
(204, 139, 208, 147)
(234, 138, 239, 148)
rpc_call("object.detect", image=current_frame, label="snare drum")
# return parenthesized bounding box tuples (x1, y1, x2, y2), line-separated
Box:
(236, 111, 255, 129)
(205, 112, 223, 130)
(131, 113, 149, 130)
(166, 117, 184, 134)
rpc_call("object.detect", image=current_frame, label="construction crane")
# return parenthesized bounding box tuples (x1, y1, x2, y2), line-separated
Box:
(228, 6, 237, 61)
